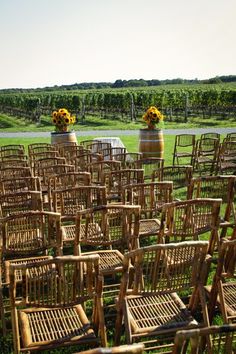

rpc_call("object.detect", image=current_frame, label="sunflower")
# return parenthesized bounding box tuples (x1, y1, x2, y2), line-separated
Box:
(142, 106, 164, 129)
(51, 108, 75, 132)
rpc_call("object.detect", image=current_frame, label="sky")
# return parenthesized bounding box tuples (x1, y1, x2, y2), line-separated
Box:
(0, 0, 235, 89)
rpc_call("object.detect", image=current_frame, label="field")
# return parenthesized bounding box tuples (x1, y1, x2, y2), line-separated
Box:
(0, 81, 235, 131)
(0, 84, 235, 353)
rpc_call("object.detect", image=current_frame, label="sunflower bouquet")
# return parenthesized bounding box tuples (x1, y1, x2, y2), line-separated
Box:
(142, 106, 164, 129)
(52, 108, 76, 132)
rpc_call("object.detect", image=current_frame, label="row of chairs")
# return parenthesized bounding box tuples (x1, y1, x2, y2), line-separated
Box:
(1, 140, 236, 353)
(173, 132, 236, 175)
(6, 235, 236, 353)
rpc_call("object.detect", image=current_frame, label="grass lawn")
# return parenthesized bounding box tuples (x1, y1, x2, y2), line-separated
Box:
(0, 122, 230, 354)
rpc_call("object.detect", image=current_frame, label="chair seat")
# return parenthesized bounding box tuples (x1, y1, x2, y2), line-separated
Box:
(62, 224, 76, 241)
(175, 152, 193, 157)
(125, 293, 198, 335)
(19, 305, 98, 349)
(139, 219, 160, 236)
(222, 283, 236, 316)
(62, 223, 103, 243)
(83, 250, 124, 275)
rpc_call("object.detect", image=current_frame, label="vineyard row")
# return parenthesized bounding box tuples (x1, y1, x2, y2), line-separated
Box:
(0, 88, 235, 123)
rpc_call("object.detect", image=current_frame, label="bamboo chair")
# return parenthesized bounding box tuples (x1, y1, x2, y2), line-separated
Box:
(35, 163, 75, 209)
(87, 160, 121, 185)
(134, 157, 164, 181)
(0, 144, 25, 157)
(216, 140, 236, 175)
(0, 154, 29, 162)
(52, 185, 107, 246)
(29, 150, 60, 172)
(113, 152, 143, 169)
(54, 141, 78, 156)
(0, 166, 32, 180)
(105, 169, 144, 202)
(74, 152, 103, 172)
(0, 190, 43, 217)
(87, 141, 112, 153)
(158, 198, 222, 255)
(0, 210, 62, 334)
(115, 241, 210, 352)
(0, 158, 29, 169)
(48, 171, 91, 210)
(172, 324, 236, 354)
(102, 147, 127, 160)
(28, 142, 57, 156)
(33, 156, 66, 176)
(193, 138, 220, 175)
(225, 132, 236, 141)
(0, 176, 41, 195)
(80, 139, 101, 148)
(122, 181, 173, 242)
(208, 238, 236, 325)
(77, 343, 145, 354)
(200, 132, 221, 141)
(62, 146, 92, 164)
(75, 204, 141, 297)
(9, 255, 107, 353)
(172, 134, 196, 165)
(152, 165, 193, 200)
(187, 175, 236, 238)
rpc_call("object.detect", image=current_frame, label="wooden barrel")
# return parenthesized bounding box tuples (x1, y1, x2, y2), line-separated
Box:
(51, 131, 78, 145)
(139, 129, 164, 158)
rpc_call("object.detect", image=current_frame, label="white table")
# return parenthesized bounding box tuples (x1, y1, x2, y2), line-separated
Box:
(93, 137, 126, 149)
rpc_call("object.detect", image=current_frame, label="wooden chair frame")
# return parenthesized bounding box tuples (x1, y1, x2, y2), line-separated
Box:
(172, 134, 196, 165)
(0, 210, 62, 334)
(208, 237, 236, 324)
(173, 324, 236, 354)
(9, 255, 107, 353)
(158, 198, 222, 255)
(115, 241, 210, 351)
(187, 175, 236, 238)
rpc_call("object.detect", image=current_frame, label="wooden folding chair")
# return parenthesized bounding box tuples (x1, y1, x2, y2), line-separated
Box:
(200, 132, 221, 141)
(48, 171, 91, 210)
(172, 134, 196, 165)
(152, 165, 193, 200)
(9, 255, 107, 353)
(122, 181, 173, 243)
(113, 152, 143, 169)
(115, 241, 210, 352)
(158, 198, 221, 255)
(187, 175, 236, 238)
(225, 132, 236, 142)
(52, 185, 107, 246)
(75, 204, 141, 297)
(105, 169, 144, 202)
(134, 157, 164, 181)
(29, 150, 60, 172)
(0, 166, 32, 180)
(0, 190, 43, 217)
(193, 138, 220, 175)
(0, 210, 62, 334)
(73, 152, 103, 172)
(87, 160, 121, 185)
(0, 144, 25, 158)
(173, 324, 236, 354)
(217, 140, 236, 175)
(208, 238, 236, 324)
(0, 176, 41, 195)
